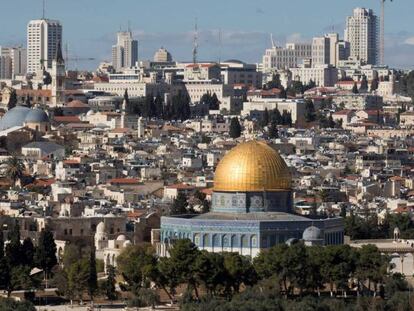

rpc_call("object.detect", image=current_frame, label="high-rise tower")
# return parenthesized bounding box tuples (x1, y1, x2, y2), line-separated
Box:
(111, 31, 138, 71)
(27, 19, 62, 73)
(345, 8, 379, 65)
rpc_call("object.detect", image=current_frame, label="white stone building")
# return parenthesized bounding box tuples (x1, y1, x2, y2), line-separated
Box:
(290, 65, 338, 87)
(27, 19, 62, 73)
(345, 8, 379, 65)
(262, 43, 312, 71)
(112, 31, 138, 71)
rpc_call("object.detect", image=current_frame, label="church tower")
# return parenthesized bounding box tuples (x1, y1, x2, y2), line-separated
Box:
(120, 89, 128, 128)
(51, 42, 65, 106)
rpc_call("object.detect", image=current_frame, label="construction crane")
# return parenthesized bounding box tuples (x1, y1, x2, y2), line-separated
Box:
(64, 43, 95, 69)
(380, 0, 393, 65)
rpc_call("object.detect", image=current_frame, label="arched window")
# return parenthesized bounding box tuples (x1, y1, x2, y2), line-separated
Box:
(213, 234, 220, 247)
(223, 235, 230, 248)
(194, 233, 200, 246)
(241, 235, 249, 248)
(203, 234, 209, 247)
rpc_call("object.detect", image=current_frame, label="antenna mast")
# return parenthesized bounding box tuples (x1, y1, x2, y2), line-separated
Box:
(380, 0, 393, 65)
(42, 0, 46, 19)
(218, 28, 222, 64)
(192, 18, 198, 65)
(270, 33, 276, 48)
(380, 0, 385, 65)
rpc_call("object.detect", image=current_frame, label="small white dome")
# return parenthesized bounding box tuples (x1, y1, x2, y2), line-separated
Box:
(116, 234, 127, 241)
(96, 221, 105, 233)
(123, 240, 132, 247)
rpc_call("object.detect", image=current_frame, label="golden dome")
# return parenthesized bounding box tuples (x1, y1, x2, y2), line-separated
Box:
(214, 140, 292, 192)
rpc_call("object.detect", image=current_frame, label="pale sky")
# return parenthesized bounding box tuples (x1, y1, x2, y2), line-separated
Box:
(0, 0, 413, 69)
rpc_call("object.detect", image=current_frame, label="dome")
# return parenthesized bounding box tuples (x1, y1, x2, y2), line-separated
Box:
(0, 106, 49, 130)
(214, 140, 291, 192)
(302, 226, 322, 241)
(0, 106, 31, 130)
(25, 109, 49, 123)
(116, 234, 127, 241)
(96, 222, 105, 233)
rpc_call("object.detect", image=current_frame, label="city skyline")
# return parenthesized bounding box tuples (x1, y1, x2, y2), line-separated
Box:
(0, 0, 413, 69)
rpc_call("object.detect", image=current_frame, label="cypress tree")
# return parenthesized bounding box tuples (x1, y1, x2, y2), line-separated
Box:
(359, 75, 368, 92)
(268, 121, 278, 139)
(170, 192, 188, 215)
(154, 94, 164, 118)
(229, 117, 242, 139)
(21, 238, 35, 267)
(105, 265, 117, 300)
(34, 228, 57, 286)
(7, 90, 17, 110)
(261, 108, 269, 127)
(5, 221, 22, 266)
(0, 230, 4, 259)
(352, 82, 359, 94)
(88, 248, 98, 301)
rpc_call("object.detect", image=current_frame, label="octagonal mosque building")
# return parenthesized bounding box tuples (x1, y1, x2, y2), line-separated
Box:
(158, 140, 344, 257)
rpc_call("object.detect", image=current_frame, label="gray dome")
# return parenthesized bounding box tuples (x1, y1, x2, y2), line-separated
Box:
(25, 109, 49, 123)
(0, 106, 31, 130)
(0, 106, 49, 130)
(302, 226, 322, 241)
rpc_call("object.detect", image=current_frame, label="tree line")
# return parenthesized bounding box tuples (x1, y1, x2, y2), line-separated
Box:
(345, 212, 414, 240)
(51, 241, 116, 304)
(0, 221, 57, 297)
(127, 90, 191, 121)
(114, 238, 405, 310)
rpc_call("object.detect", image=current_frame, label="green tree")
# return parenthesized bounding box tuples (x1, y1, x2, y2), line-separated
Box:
(254, 244, 289, 293)
(170, 192, 189, 215)
(359, 75, 368, 92)
(281, 110, 292, 126)
(67, 258, 89, 301)
(34, 227, 57, 287)
(271, 108, 282, 125)
(129, 288, 160, 308)
(7, 90, 17, 110)
(21, 238, 35, 267)
(355, 244, 389, 294)
(321, 245, 356, 296)
(154, 93, 164, 118)
(104, 265, 117, 300)
(0, 258, 10, 295)
(167, 239, 201, 299)
(169, 91, 191, 121)
(264, 73, 282, 90)
(352, 82, 359, 94)
(5, 156, 25, 187)
(0, 297, 36, 311)
(370, 77, 379, 92)
(404, 71, 414, 100)
(0, 230, 3, 259)
(229, 117, 242, 139)
(304, 99, 316, 122)
(268, 121, 278, 139)
(9, 265, 37, 293)
(223, 252, 257, 296)
(155, 257, 179, 301)
(261, 108, 269, 127)
(87, 249, 98, 301)
(193, 251, 226, 296)
(282, 243, 309, 295)
(5, 221, 22, 266)
(24, 94, 31, 107)
(116, 244, 157, 290)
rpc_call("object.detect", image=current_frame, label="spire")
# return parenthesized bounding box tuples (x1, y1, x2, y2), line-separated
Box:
(192, 18, 198, 65)
(55, 41, 64, 64)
